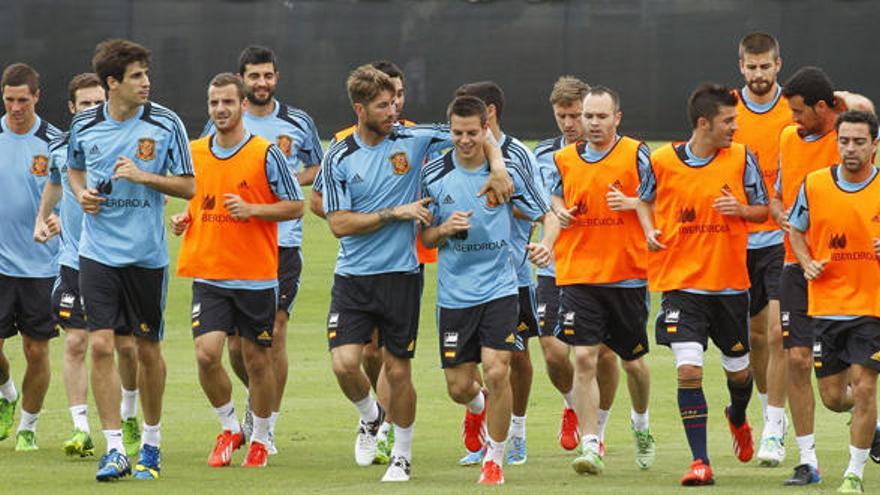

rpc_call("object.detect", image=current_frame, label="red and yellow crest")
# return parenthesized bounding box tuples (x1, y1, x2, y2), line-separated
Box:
(277, 135, 293, 157)
(30, 155, 49, 177)
(390, 151, 410, 175)
(136, 138, 156, 161)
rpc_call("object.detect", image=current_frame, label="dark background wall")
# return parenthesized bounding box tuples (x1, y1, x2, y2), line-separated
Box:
(2, 0, 877, 141)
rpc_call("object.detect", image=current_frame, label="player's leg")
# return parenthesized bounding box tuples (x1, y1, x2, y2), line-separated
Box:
(840, 364, 878, 492)
(536, 275, 576, 445)
(267, 247, 300, 454)
(363, 332, 382, 390)
(479, 347, 513, 484)
(571, 344, 603, 474)
(367, 328, 394, 465)
(0, 336, 17, 442)
(226, 336, 248, 386)
(115, 334, 140, 457)
(596, 344, 619, 453)
(758, 299, 787, 467)
(746, 247, 771, 423)
(241, 334, 276, 467)
(62, 328, 92, 455)
(507, 285, 538, 465)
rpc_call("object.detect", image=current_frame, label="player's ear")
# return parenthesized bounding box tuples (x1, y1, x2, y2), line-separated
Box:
(68, 100, 76, 115)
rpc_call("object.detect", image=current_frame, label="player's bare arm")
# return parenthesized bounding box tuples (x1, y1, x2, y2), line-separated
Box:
(326, 197, 433, 238)
(309, 189, 325, 219)
(526, 212, 558, 268)
(549, 195, 577, 228)
(68, 167, 105, 214)
(222, 194, 303, 221)
(478, 133, 514, 205)
(635, 198, 666, 251)
(768, 192, 790, 232)
(33, 180, 62, 242)
(421, 210, 472, 249)
(789, 227, 826, 280)
(297, 165, 319, 186)
(112, 155, 195, 199)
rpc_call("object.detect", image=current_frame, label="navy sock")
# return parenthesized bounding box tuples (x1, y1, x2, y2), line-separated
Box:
(726, 375, 753, 427)
(678, 387, 709, 464)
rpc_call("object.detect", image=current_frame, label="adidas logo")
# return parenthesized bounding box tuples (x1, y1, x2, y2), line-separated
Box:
(257, 330, 272, 341)
(238, 180, 249, 190)
(89, 144, 100, 156)
(505, 333, 516, 344)
(731, 342, 745, 352)
(407, 340, 415, 352)
(351, 173, 364, 184)
(139, 322, 150, 333)
(721, 183, 733, 194)
(828, 232, 847, 249)
(443, 194, 454, 204)
(202, 194, 216, 210)
(517, 321, 529, 332)
(871, 351, 880, 362)
(632, 343, 644, 354)
(612, 179, 624, 190)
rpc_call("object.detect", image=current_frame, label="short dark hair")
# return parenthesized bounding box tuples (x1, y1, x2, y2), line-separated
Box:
(238, 45, 276, 75)
(687, 83, 738, 128)
(836, 110, 879, 141)
(92, 39, 151, 91)
(739, 32, 780, 60)
(1, 63, 40, 94)
(447, 95, 488, 126)
(782, 66, 835, 108)
(209, 72, 246, 100)
(67, 73, 102, 104)
(346, 65, 396, 106)
(584, 85, 620, 111)
(370, 60, 404, 83)
(455, 81, 505, 122)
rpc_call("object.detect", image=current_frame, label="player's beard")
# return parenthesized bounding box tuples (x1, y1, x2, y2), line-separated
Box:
(246, 88, 274, 106)
(365, 117, 393, 137)
(747, 79, 773, 97)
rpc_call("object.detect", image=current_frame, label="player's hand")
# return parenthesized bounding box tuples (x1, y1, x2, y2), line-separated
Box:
(774, 207, 792, 233)
(223, 194, 254, 220)
(646, 229, 667, 251)
(606, 184, 635, 211)
(554, 205, 578, 228)
(45, 213, 61, 238)
(441, 210, 472, 237)
(77, 188, 105, 214)
(33, 215, 55, 243)
(169, 212, 191, 236)
(478, 169, 514, 206)
(395, 197, 434, 226)
(713, 189, 744, 217)
(526, 242, 552, 267)
(802, 258, 828, 280)
(112, 156, 148, 184)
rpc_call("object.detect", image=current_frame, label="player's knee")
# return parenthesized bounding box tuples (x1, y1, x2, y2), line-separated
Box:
(331, 354, 360, 380)
(64, 332, 89, 359)
(136, 340, 162, 365)
(622, 356, 648, 377)
(573, 348, 599, 374)
(721, 353, 750, 375)
(383, 361, 411, 386)
(90, 336, 115, 361)
(818, 385, 849, 412)
(482, 362, 509, 392)
(677, 365, 703, 387)
(852, 380, 877, 408)
(510, 351, 532, 372)
(445, 379, 474, 404)
(195, 346, 222, 371)
(787, 348, 813, 375)
(22, 339, 49, 364)
(767, 322, 783, 347)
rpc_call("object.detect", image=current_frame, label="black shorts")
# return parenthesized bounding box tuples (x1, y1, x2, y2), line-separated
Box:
(0, 273, 57, 340)
(191, 282, 277, 347)
(327, 272, 421, 359)
(516, 285, 539, 340)
(52, 265, 87, 330)
(438, 295, 520, 368)
(536, 276, 561, 338)
(79, 257, 167, 341)
(655, 290, 750, 357)
(747, 243, 784, 316)
(780, 264, 812, 349)
(277, 247, 303, 315)
(813, 317, 880, 378)
(558, 284, 649, 361)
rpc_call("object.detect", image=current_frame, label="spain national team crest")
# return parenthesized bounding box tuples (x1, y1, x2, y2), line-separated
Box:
(30, 155, 49, 177)
(390, 151, 410, 175)
(277, 135, 293, 157)
(136, 137, 156, 161)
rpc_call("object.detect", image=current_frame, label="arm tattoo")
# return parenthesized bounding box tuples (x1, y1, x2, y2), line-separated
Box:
(377, 207, 395, 224)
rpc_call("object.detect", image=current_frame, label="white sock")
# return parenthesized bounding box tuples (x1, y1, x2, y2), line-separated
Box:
(391, 422, 413, 460)
(796, 434, 818, 468)
(142, 422, 160, 448)
(252, 415, 270, 446)
(631, 409, 649, 431)
(378, 421, 392, 442)
(104, 429, 124, 454)
(70, 404, 90, 433)
(757, 392, 769, 421)
(214, 401, 240, 433)
(0, 378, 17, 402)
(17, 409, 39, 433)
(581, 433, 600, 454)
(562, 390, 574, 409)
(763, 405, 785, 439)
(269, 411, 279, 433)
(597, 408, 611, 441)
(467, 390, 485, 414)
(845, 445, 869, 479)
(484, 437, 505, 466)
(509, 415, 526, 439)
(353, 395, 379, 423)
(120, 388, 138, 420)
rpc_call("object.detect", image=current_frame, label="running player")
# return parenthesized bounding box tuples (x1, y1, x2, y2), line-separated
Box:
(33, 73, 142, 458)
(636, 83, 768, 486)
(321, 65, 511, 482)
(421, 95, 553, 485)
(202, 46, 323, 452)
(67, 39, 195, 481)
(788, 110, 880, 493)
(174, 73, 303, 468)
(0, 62, 62, 451)
(732, 33, 793, 467)
(549, 86, 655, 474)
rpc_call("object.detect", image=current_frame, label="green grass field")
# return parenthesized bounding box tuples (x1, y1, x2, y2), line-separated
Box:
(0, 142, 868, 494)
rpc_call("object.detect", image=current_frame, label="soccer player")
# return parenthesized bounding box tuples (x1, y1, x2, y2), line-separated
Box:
(421, 95, 553, 485)
(534, 75, 624, 454)
(321, 65, 511, 482)
(173, 73, 303, 468)
(731, 32, 793, 467)
(454, 81, 541, 465)
(33, 73, 142, 458)
(636, 83, 769, 486)
(548, 86, 655, 474)
(0, 62, 62, 451)
(788, 110, 880, 494)
(67, 39, 195, 481)
(202, 46, 323, 453)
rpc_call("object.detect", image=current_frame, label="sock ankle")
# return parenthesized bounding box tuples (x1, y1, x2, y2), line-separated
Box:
(353, 395, 379, 423)
(269, 411, 279, 432)
(796, 434, 818, 468)
(562, 390, 574, 409)
(597, 408, 611, 441)
(467, 390, 485, 414)
(763, 405, 785, 439)
(757, 392, 769, 421)
(104, 429, 124, 454)
(214, 401, 240, 433)
(484, 437, 505, 465)
(0, 378, 17, 402)
(120, 388, 138, 420)
(252, 415, 270, 446)
(509, 415, 526, 439)
(70, 404, 90, 433)
(631, 409, 650, 431)
(141, 422, 161, 448)
(845, 445, 869, 479)
(390, 422, 413, 459)
(17, 409, 39, 433)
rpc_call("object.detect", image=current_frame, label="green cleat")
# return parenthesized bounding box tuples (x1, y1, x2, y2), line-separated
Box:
(572, 448, 604, 475)
(0, 398, 16, 441)
(374, 424, 394, 465)
(838, 473, 864, 493)
(15, 430, 38, 451)
(633, 426, 656, 470)
(122, 418, 141, 458)
(63, 429, 95, 457)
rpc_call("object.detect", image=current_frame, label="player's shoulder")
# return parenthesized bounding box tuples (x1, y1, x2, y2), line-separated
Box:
(393, 122, 446, 138)
(70, 104, 103, 133)
(421, 151, 455, 188)
(332, 124, 357, 143)
(49, 131, 70, 153)
(33, 117, 63, 144)
(274, 100, 317, 130)
(142, 101, 185, 126)
(324, 134, 360, 167)
(534, 136, 563, 157)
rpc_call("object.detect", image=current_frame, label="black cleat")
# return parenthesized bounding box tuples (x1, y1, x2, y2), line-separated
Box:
(783, 463, 821, 486)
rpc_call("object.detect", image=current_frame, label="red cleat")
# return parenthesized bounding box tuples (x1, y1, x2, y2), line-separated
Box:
(478, 460, 505, 485)
(559, 407, 580, 451)
(463, 394, 487, 453)
(680, 459, 715, 486)
(724, 406, 754, 463)
(208, 429, 245, 467)
(242, 440, 268, 468)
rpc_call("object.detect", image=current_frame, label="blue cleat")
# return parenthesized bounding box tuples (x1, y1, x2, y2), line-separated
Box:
(95, 449, 131, 482)
(783, 463, 821, 486)
(133, 444, 161, 480)
(506, 436, 527, 465)
(459, 446, 485, 466)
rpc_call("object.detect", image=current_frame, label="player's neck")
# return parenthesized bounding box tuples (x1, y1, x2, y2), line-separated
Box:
(840, 163, 872, 184)
(744, 82, 778, 106)
(355, 122, 387, 147)
(489, 122, 502, 141)
(687, 135, 718, 159)
(107, 96, 141, 122)
(214, 124, 246, 150)
(247, 99, 275, 117)
(565, 134, 585, 146)
(587, 136, 616, 154)
(5, 114, 35, 135)
(454, 150, 487, 170)
(817, 112, 838, 136)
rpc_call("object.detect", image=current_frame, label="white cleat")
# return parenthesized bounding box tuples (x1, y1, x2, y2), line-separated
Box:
(355, 405, 385, 467)
(756, 436, 785, 467)
(381, 455, 411, 482)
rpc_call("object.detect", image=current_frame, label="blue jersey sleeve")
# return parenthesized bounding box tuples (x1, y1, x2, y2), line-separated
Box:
(509, 160, 550, 221)
(67, 125, 85, 171)
(296, 112, 323, 167)
(266, 144, 303, 201)
(788, 183, 809, 232)
(411, 123, 452, 155)
(321, 150, 351, 213)
(743, 149, 769, 205)
(638, 150, 657, 202)
(312, 167, 324, 193)
(165, 114, 194, 176)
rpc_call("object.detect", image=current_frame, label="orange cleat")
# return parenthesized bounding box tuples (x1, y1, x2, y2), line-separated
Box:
(208, 430, 244, 467)
(559, 407, 580, 451)
(478, 460, 505, 485)
(463, 396, 487, 453)
(241, 440, 268, 468)
(724, 406, 754, 463)
(680, 459, 715, 486)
